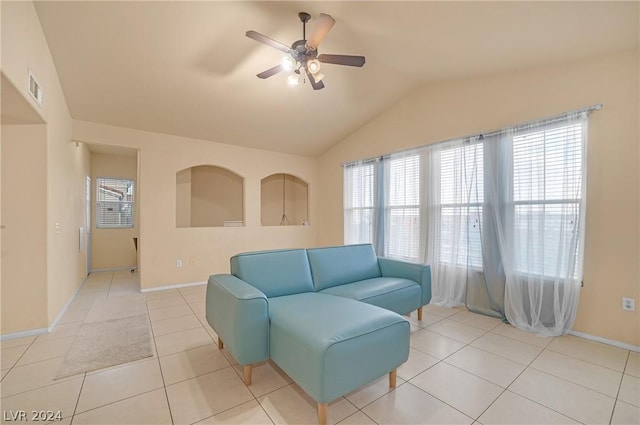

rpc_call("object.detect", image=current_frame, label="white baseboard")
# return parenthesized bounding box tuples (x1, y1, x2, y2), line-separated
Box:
(0, 326, 50, 341)
(91, 266, 136, 272)
(1, 275, 89, 341)
(47, 275, 88, 332)
(140, 280, 206, 293)
(568, 329, 640, 352)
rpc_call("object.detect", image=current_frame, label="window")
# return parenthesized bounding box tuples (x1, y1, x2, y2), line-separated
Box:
(343, 112, 588, 281)
(342, 108, 592, 334)
(96, 177, 134, 228)
(437, 142, 484, 269)
(512, 123, 584, 278)
(344, 162, 376, 244)
(385, 154, 421, 261)
(344, 162, 375, 244)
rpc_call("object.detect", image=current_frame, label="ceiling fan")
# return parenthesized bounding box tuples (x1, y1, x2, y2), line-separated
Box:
(246, 12, 365, 90)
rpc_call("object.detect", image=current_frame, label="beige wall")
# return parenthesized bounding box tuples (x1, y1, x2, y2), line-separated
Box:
(73, 120, 319, 289)
(1, 125, 48, 333)
(90, 152, 138, 270)
(317, 49, 640, 347)
(1, 1, 91, 334)
(175, 168, 192, 227)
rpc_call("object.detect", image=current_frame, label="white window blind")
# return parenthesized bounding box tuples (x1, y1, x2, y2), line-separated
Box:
(96, 177, 134, 229)
(385, 153, 421, 261)
(344, 162, 375, 244)
(512, 123, 584, 278)
(438, 142, 484, 269)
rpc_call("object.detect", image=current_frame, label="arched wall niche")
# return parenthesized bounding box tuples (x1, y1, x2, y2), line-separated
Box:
(176, 165, 244, 227)
(261, 173, 309, 226)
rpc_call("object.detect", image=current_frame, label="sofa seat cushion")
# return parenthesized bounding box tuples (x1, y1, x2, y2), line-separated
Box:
(319, 277, 421, 315)
(268, 293, 409, 403)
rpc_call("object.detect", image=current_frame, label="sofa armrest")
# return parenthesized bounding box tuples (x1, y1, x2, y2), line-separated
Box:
(377, 257, 432, 306)
(206, 274, 269, 365)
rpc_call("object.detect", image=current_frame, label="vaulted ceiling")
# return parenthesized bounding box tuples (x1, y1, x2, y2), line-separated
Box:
(34, 1, 639, 156)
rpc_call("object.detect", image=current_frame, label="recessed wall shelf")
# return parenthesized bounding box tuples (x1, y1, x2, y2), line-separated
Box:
(261, 173, 308, 226)
(176, 165, 244, 228)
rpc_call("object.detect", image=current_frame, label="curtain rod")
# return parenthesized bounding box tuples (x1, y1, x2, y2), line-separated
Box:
(343, 103, 603, 167)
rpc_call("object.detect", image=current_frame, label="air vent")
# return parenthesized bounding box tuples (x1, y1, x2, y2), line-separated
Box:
(28, 70, 43, 106)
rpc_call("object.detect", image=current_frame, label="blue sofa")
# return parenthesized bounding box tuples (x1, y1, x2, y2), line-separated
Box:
(206, 244, 431, 424)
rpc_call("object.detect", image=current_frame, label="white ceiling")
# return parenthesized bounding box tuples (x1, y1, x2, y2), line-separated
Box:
(34, 1, 638, 156)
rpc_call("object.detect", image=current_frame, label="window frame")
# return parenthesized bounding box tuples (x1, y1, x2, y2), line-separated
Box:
(343, 161, 376, 245)
(510, 122, 585, 280)
(384, 153, 422, 262)
(95, 176, 135, 229)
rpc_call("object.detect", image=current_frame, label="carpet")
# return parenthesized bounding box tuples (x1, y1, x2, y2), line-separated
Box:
(56, 296, 153, 379)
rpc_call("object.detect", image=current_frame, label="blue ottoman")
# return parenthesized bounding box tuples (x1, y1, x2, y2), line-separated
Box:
(268, 293, 410, 424)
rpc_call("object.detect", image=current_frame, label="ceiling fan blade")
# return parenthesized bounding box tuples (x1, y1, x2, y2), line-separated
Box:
(305, 69, 325, 90)
(318, 54, 366, 67)
(246, 30, 291, 54)
(306, 13, 335, 49)
(257, 64, 284, 79)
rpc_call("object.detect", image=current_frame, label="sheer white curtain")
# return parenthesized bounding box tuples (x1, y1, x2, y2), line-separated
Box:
(425, 112, 588, 333)
(495, 113, 588, 336)
(426, 139, 484, 307)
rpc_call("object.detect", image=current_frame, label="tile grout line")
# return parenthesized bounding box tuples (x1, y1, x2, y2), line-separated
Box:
(405, 321, 583, 424)
(544, 345, 630, 374)
(68, 372, 87, 424)
(526, 361, 623, 399)
(408, 324, 495, 422)
(146, 298, 177, 425)
(500, 341, 616, 424)
(608, 351, 631, 425)
(402, 380, 476, 423)
(70, 385, 165, 419)
(472, 336, 557, 423)
(0, 337, 39, 384)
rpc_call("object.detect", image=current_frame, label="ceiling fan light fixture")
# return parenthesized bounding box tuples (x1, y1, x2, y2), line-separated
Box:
(287, 73, 300, 86)
(282, 56, 296, 71)
(247, 12, 365, 91)
(307, 59, 321, 74)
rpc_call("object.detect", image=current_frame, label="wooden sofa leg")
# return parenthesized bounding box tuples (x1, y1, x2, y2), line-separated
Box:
(317, 403, 327, 425)
(217, 338, 224, 349)
(389, 369, 397, 388)
(417, 307, 423, 321)
(243, 365, 252, 386)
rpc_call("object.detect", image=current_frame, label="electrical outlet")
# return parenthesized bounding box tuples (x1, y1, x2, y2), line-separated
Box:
(622, 297, 635, 312)
(176, 259, 183, 268)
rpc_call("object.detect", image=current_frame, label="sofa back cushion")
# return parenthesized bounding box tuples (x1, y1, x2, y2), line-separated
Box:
(231, 249, 314, 297)
(307, 244, 381, 291)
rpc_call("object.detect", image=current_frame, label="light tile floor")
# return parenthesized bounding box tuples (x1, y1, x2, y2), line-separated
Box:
(1, 271, 638, 424)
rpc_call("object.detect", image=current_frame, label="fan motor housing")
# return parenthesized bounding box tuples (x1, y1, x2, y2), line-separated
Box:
(290, 39, 317, 63)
